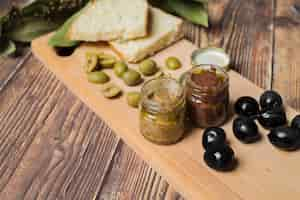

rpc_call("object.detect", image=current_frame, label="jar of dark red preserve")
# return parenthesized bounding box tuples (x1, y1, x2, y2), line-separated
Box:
(185, 64, 229, 128)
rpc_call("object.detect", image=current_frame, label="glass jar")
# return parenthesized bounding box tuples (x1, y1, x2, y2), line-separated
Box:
(185, 65, 229, 128)
(140, 77, 186, 145)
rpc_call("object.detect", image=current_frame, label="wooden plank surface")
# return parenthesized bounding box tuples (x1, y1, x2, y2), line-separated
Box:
(208, 0, 274, 88)
(0, 56, 120, 200)
(273, 0, 300, 109)
(0, 1, 300, 199)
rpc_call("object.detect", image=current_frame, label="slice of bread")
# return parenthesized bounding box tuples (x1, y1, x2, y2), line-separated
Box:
(110, 7, 184, 63)
(68, 0, 149, 42)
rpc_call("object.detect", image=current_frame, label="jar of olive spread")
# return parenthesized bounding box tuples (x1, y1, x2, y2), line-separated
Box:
(185, 65, 229, 128)
(140, 77, 186, 145)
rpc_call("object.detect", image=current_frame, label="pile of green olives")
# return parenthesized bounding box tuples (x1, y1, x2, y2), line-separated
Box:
(202, 127, 237, 171)
(84, 52, 172, 107)
(84, 52, 123, 98)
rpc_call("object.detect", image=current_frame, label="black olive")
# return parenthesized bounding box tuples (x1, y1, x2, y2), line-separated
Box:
(204, 145, 236, 171)
(234, 96, 259, 117)
(259, 90, 283, 110)
(54, 46, 77, 57)
(258, 107, 287, 129)
(291, 115, 300, 130)
(202, 127, 226, 150)
(233, 117, 260, 143)
(268, 127, 300, 151)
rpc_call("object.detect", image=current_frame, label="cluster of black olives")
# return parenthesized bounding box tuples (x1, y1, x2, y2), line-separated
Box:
(234, 90, 300, 151)
(202, 90, 300, 172)
(202, 127, 236, 171)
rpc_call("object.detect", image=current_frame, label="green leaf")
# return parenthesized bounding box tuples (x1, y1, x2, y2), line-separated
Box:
(148, 0, 174, 13)
(0, 40, 16, 56)
(166, 0, 209, 27)
(6, 18, 60, 42)
(190, 0, 209, 3)
(21, 2, 50, 17)
(48, 10, 81, 47)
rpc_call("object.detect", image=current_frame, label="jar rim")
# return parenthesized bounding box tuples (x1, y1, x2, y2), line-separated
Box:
(141, 77, 185, 113)
(191, 47, 230, 68)
(185, 64, 229, 93)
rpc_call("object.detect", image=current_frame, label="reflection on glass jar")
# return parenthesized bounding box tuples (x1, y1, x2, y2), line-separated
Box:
(185, 65, 229, 128)
(140, 77, 186, 145)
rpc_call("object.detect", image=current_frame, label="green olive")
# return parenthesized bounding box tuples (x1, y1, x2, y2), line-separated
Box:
(97, 53, 115, 60)
(166, 57, 181, 70)
(126, 92, 141, 108)
(114, 61, 128, 77)
(100, 58, 116, 68)
(139, 59, 158, 76)
(85, 53, 99, 72)
(122, 69, 142, 86)
(87, 71, 110, 84)
(101, 83, 122, 98)
(154, 70, 165, 79)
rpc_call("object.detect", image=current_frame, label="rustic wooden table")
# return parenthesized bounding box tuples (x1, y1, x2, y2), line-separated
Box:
(0, 0, 299, 199)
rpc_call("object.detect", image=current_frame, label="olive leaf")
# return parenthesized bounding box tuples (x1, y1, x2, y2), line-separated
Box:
(48, 10, 81, 47)
(148, 0, 174, 13)
(0, 0, 89, 55)
(190, 0, 209, 3)
(166, 0, 209, 27)
(0, 39, 16, 56)
(6, 18, 60, 42)
(21, 2, 50, 17)
(149, 0, 209, 27)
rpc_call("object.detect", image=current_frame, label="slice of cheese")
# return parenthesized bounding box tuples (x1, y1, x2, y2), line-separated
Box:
(110, 7, 184, 63)
(68, 0, 149, 42)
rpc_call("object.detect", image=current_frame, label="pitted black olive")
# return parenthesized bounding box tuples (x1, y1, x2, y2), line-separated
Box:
(268, 127, 300, 151)
(291, 115, 300, 130)
(233, 117, 260, 143)
(259, 90, 283, 110)
(204, 145, 236, 171)
(234, 96, 259, 117)
(54, 46, 77, 57)
(202, 127, 226, 150)
(258, 107, 287, 129)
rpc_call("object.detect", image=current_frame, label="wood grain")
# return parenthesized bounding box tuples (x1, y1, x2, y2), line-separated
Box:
(100, 143, 175, 200)
(0, 50, 31, 91)
(0, 56, 120, 200)
(208, 0, 274, 89)
(273, 0, 300, 110)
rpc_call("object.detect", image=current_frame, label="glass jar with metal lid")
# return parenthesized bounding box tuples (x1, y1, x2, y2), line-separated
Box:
(140, 77, 186, 145)
(185, 64, 229, 128)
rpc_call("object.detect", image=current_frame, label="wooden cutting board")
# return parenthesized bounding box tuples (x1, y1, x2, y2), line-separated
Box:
(32, 34, 300, 200)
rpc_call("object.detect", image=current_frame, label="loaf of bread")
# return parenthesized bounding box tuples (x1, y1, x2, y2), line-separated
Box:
(110, 7, 184, 63)
(68, 0, 149, 42)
